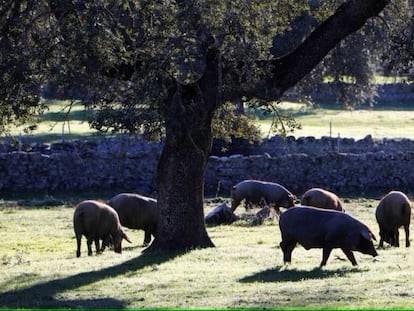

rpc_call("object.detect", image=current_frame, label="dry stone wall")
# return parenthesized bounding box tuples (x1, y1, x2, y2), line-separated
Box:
(0, 138, 161, 196)
(205, 151, 414, 197)
(1, 135, 414, 198)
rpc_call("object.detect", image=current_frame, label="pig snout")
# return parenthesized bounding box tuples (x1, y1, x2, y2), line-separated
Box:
(356, 233, 378, 257)
(114, 246, 122, 254)
(361, 242, 378, 257)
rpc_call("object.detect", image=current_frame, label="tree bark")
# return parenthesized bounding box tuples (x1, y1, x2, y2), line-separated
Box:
(145, 123, 215, 252)
(144, 50, 219, 253)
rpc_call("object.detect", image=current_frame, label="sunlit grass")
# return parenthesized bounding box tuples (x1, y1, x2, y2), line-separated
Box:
(8, 100, 99, 143)
(5, 99, 414, 144)
(259, 101, 414, 139)
(1, 198, 414, 309)
(323, 75, 408, 84)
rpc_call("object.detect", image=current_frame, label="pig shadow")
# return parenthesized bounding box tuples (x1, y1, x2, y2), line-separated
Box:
(122, 244, 144, 251)
(0, 250, 183, 309)
(240, 265, 365, 283)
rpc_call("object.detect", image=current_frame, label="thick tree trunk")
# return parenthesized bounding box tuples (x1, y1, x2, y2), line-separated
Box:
(145, 51, 219, 253)
(145, 127, 215, 252)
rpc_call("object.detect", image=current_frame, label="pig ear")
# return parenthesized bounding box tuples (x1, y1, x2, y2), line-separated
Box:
(366, 227, 377, 241)
(361, 229, 374, 241)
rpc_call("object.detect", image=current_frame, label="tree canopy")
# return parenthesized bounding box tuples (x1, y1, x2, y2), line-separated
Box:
(1, 0, 412, 137)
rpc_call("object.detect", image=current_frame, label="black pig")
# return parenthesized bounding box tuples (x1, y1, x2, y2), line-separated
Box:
(279, 206, 377, 266)
(231, 179, 296, 213)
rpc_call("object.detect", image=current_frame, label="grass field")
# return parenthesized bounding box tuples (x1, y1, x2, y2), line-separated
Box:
(7, 100, 414, 144)
(258, 101, 414, 140)
(9, 100, 100, 143)
(1, 197, 414, 309)
(2, 99, 414, 308)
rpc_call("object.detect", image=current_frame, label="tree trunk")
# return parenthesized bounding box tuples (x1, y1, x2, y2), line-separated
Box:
(145, 51, 219, 253)
(146, 127, 215, 252)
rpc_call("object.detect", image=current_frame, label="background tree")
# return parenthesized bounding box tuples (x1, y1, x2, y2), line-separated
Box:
(272, 0, 413, 109)
(382, 1, 414, 82)
(0, 1, 49, 133)
(1, 0, 410, 252)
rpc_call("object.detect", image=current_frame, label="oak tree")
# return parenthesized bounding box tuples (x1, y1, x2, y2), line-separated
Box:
(2, 0, 407, 252)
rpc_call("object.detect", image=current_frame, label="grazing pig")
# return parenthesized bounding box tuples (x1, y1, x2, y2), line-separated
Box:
(375, 191, 411, 248)
(301, 188, 345, 212)
(279, 206, 377, 266)
(108, 193, 158, 246)
(231, 179, 296, 213)
(73, 200, 131, 257)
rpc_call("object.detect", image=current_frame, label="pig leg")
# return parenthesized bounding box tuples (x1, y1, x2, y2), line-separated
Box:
(391, 230, 400, 247)
(320, 247, 333, 266)
(378, 238, 384, 248)
(143, 230, 152, 246)
(280, 240, 296, 263)
(378, 227, 390, 248)
(341, 248, 357, 266)
(76, 236, 81, 258)
(100, 238, 106, 252)
(100, 236, 111, 252)
(274, 206, 281, 216)
(87, 239, 93, 256)
(244, 200, 252, 210)
(94, 238, 102, 254)
(231, 198, 241, 211)
(404, 225, 410, 247)
(378, 229, 385, 248)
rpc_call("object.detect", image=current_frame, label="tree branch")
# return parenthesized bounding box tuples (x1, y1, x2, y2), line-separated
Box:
(263, 0, 390, 100)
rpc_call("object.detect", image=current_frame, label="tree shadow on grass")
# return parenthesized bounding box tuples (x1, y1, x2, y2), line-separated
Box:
(41, 110, 91, 123)
(0, 250, 184, 309)
(240, 265, 366, 283)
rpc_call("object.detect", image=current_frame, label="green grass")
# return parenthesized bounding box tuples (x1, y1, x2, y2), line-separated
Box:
(258, 101, 414, 139)
(1, 197, 414, 309)
(9, 100, 101, 144)
(6, 99, 414, 144)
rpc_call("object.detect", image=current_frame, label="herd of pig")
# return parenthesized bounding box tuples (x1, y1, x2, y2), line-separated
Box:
(73, 179, 411, 267)
(73, 193, 157, 258)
